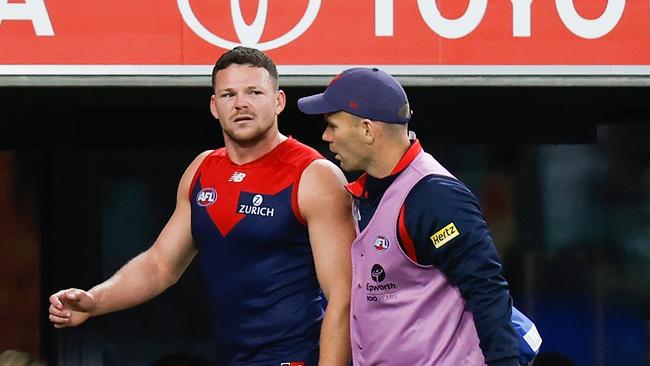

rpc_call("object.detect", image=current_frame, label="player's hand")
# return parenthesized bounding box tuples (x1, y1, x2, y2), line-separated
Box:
(48, 289, 95, 328)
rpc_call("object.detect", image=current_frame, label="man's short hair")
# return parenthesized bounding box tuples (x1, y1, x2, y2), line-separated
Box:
(212, 46, 279, 90)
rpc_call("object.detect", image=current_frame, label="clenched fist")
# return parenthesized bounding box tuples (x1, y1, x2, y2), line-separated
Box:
(48, 289, 96, 328)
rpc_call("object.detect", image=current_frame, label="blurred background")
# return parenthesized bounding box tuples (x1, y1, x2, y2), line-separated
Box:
(1, 84, 648, 365)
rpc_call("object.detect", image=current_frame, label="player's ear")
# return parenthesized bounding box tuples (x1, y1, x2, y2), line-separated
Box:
(275, 90, 286, 115)
(209, 94, 220, 120)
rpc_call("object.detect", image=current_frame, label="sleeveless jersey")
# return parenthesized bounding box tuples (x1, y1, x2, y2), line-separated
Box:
(351, 150, 486, 365)
(190, 137, 323, 366)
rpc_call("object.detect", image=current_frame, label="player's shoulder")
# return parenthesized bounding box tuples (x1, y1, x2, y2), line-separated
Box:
(203, 147, 226, 160)
(190, 149, 219, 168)
(298, 157, 350, 220)
(298, 152, 347, 198)
(191, 147, 230, 171)
(302, 158, 344, 180)
(179, 149, 216, 198)
(181, 149, 213, 177)
(276, 137, 323, 165)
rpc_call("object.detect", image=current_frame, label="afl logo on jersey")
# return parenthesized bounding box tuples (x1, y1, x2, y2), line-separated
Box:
(374, 236, 389, 251)
(196, 187, 217, 207)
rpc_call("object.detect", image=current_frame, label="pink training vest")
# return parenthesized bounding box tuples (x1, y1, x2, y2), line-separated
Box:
(350, 150, 486, 366)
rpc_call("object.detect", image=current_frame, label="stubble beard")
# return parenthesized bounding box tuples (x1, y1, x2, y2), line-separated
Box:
(223, 120, 276, 148)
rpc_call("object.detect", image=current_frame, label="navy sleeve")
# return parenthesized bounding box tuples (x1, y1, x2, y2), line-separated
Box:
(401, 175, 520, 366)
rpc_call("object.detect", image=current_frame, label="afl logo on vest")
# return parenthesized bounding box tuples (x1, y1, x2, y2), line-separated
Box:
(196, 187, 217, 207)
(373, 236, 389, 251)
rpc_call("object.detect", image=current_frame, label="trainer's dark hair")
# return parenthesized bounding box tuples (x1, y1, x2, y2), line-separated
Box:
(212, 46, 279, 90)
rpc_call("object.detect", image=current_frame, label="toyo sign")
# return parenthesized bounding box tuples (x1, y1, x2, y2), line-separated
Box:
(0, 0, 648, 75)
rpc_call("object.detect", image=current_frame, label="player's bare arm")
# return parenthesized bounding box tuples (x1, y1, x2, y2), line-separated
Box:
(48, 150, 212, 328)
(299, 159, 355, 366)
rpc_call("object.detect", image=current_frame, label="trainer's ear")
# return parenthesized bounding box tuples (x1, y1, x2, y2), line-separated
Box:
(359, 118, 375, 144)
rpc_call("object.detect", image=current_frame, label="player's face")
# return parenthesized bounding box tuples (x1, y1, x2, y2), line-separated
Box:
(211, 64, 285, 146)
(322, 111, 369, 172)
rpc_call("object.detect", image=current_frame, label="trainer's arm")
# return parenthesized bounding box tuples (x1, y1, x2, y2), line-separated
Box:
(49, 151, 211, 328)
(299, 159, 355, 366)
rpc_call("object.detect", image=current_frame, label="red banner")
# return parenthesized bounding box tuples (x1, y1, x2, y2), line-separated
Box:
(1, 0, 649, 74)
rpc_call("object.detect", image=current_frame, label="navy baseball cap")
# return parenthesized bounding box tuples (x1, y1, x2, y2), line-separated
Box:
(297, 67, 411, 124)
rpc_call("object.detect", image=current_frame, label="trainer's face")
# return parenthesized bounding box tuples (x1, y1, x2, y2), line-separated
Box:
(322, 111, 369, 172)
(211, 64, 285, 146)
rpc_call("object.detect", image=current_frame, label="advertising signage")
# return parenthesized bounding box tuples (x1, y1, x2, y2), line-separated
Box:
(0, 0, 649, 77)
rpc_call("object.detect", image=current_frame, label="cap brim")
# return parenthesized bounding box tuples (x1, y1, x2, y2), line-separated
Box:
(297, 93, 340, 115)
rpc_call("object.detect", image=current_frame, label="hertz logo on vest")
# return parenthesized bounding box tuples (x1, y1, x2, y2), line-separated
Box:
(430, 222, 459, 249)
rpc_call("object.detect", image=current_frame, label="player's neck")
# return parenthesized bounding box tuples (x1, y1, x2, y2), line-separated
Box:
(225, 131, 287, 165)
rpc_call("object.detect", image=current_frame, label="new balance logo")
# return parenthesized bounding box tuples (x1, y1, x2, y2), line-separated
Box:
(228, 172, 247, 182)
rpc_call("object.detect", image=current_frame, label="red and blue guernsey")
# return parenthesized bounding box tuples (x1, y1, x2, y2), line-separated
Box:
(190, 137, 323, 366)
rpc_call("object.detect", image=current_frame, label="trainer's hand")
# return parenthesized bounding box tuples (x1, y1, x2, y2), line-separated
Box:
(48, 289, 95, 328)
